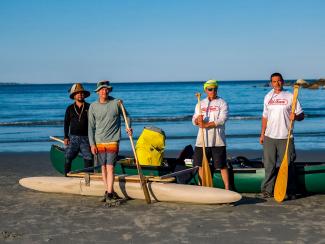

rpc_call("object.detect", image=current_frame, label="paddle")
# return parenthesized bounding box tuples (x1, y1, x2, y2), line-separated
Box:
(195, 93, 213, 187)
(159, 166, 199, 179)
(69, 165, 101, 174)
(50, 136, 64, 144)
(118, 101, 151, 204)
(274, 84, 300, 202)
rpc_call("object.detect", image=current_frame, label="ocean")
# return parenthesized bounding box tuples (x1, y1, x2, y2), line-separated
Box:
(1, 81, 325, 152)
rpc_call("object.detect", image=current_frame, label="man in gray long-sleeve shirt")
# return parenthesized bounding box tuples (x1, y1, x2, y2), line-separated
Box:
(88, 80, 132, 203)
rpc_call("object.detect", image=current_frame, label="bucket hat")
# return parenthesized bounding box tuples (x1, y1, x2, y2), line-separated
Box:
(95, 80, 113, 92)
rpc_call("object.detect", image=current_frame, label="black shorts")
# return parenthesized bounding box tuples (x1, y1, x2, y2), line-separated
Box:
(193, 146, 227, 169)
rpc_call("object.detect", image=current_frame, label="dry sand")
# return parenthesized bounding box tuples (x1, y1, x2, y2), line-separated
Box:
(0, 150, 324, 243)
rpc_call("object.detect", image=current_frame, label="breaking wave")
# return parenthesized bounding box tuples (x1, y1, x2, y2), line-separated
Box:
(0, 113, 324, 126)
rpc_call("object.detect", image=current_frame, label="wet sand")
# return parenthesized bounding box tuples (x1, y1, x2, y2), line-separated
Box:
(0, 150, 324, 243)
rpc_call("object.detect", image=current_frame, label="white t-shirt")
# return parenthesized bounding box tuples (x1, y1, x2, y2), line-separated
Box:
(263, 89, 303, 139)
(192, 97, 228, 147)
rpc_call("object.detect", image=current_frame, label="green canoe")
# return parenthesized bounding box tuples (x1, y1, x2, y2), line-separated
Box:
(50, 144, 325, 194)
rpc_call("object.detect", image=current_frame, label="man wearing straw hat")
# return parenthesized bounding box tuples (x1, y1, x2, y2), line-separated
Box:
(64, 83, 93, 176)
(192, 79, 230, 190)
(88, 80, 133, 204)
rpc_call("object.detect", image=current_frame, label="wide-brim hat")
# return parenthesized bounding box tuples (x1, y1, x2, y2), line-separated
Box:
(69, 83, 90, 99)
(95, 80, 113, 92)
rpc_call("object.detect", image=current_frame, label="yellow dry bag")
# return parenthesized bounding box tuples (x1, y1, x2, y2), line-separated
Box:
(135, 127, 165, 166)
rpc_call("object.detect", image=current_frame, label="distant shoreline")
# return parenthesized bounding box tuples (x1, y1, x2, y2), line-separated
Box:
(0, 79, 318, 85)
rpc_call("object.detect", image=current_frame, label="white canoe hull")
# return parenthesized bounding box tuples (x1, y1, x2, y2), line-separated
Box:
(19, 176, 242, 204)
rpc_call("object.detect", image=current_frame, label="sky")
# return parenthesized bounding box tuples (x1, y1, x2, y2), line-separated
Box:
(0, 0, 324, 83)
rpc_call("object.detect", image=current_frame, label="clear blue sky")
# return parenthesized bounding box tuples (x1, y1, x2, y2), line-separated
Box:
(0, 0, 324, 83)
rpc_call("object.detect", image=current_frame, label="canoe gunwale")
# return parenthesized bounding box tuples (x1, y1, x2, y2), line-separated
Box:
(50, 144, 325, 193)
(51, 144, 325, 171)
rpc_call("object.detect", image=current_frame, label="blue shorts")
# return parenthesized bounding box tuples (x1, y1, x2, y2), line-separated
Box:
(65, 135, 92, 161)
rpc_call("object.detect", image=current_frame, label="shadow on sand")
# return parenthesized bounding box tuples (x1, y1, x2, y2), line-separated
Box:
(233, 195, 267, 206)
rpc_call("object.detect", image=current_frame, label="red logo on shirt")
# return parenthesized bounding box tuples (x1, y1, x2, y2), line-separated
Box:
(268, 98, 288, 105)
(202, 106, 220, 112)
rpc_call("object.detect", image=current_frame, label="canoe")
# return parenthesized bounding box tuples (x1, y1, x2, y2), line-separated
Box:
(19, 175, 242, 204)
(50, 144, 173, 176)
(50, 144, 325, 194)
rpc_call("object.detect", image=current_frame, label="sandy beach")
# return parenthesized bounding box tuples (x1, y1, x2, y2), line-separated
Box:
(0, 150, 324, 243)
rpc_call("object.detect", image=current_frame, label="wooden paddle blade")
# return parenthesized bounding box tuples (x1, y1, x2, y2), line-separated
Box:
(274, 150, 289, 202)
(201, 156, 213, 187)
(140, 177, 151, 204)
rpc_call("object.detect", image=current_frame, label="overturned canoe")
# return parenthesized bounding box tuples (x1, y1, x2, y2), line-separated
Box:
(50, 144, 325, 194)
(19, 176, 242, 204)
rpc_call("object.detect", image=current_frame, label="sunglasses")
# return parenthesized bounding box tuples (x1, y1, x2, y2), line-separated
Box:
(206, 87, 217, 92)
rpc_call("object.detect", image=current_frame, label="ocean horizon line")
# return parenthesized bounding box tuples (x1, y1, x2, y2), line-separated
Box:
(0, 79, 317, 85)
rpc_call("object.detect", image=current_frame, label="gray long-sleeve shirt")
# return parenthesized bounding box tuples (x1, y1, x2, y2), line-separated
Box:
(88, 97, 131, 146)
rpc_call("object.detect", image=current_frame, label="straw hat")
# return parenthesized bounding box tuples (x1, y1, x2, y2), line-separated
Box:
(69, 83, 90, 99)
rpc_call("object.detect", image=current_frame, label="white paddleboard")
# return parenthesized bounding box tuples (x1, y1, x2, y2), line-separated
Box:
(19, 176, 242, 204)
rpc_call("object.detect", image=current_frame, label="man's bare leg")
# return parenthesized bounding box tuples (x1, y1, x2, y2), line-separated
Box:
(101, 165, 108, 191)
(106, 164, 114, 193)
(220, 168, 230, 190)
(197, 166, 203, 185)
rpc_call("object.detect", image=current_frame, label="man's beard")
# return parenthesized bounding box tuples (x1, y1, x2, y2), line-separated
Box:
(76, 98, 85, 102)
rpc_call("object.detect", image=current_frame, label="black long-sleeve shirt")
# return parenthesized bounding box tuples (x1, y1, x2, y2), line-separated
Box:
(64, 102, 90, 139)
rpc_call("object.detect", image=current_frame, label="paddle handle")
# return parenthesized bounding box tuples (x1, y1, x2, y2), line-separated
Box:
(50, 136, 64, 144)
(287, 84, 300, 136)
(195, 93, 213, 187)
(195, 93, 206, 153)
(119, 102, 138, 163)
(284, 84, 300, 152)
(119, 101, 151, 204)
